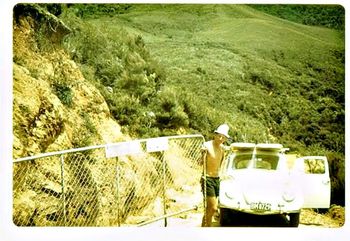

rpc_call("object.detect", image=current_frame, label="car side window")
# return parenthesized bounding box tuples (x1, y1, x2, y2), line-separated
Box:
(304, 158, 326, 174)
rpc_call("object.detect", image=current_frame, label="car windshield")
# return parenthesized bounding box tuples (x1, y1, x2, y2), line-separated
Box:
(232, 152, 279, 170)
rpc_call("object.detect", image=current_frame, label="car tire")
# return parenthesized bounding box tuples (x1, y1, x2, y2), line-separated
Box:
(288, 212, 300, 227)
(219, 208, 234, 227)
(219, 208, 231, 227)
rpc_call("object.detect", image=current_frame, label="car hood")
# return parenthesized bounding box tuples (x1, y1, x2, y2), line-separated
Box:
(226, 169, 292, 203)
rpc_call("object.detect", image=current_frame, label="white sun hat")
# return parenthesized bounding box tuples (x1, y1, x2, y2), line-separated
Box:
(214, 124, 230, 138)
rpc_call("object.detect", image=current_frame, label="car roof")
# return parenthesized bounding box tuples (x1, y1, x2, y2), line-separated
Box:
(256, 143, 283, 152)
(230, 143, 255, 152)
(230, 143, 283, 153)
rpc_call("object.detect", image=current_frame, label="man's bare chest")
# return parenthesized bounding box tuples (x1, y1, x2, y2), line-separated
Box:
(206, 148, 223, 161)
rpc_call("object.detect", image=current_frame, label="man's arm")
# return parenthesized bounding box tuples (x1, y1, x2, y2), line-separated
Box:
(219, 145, 226, 176)
(220, 144, 226, 165)
(198, 145, 207, 166)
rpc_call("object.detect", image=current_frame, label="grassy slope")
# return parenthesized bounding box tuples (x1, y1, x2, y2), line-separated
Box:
(92, 4, 344, 145)
(57, 3, 344, 205)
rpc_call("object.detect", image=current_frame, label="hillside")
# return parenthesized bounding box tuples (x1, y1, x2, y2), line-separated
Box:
(12, 2, 345, 220)
(95, 4, 344, 146)
(59, 4, 345, 204)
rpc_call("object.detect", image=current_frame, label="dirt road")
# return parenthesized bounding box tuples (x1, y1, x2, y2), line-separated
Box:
(143, 207, 344, 228)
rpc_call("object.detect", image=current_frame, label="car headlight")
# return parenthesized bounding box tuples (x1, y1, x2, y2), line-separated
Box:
(220, 175, 238, 200)
(224, 191, 235, 200)
(283, 190, 295, 202)
(282, 179, 297, 202)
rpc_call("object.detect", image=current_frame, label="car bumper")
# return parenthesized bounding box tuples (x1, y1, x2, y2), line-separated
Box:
(219, 203, 301, 215)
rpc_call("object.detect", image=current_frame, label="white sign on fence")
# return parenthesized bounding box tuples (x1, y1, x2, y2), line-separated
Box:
(105, 140, 142, 158)
(146, 137, 169, 152)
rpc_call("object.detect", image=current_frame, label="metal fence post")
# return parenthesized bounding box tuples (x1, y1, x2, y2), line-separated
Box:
(161, 151, 167, 227)
(115, 157, 121, 227)
(203, 150, 207, 227)
(59, 155, 67, 226)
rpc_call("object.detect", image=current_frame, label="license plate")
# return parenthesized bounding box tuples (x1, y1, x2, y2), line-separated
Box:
(250, 202, 271, 211)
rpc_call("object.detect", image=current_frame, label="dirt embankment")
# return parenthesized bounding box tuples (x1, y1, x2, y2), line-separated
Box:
(12, 5, 169, 226)
(300, 206, 345, 227)
(12, 5, 126, 226)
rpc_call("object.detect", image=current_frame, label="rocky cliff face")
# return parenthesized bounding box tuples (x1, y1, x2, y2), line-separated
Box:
(12, 5, 127, 226)
(12, 5, 202, 227)
(13, 5, 124, 159)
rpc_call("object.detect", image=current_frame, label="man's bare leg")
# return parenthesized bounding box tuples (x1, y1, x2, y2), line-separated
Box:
(202, 197, 217, 227)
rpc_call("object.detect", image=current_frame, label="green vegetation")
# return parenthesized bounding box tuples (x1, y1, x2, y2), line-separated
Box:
(51, 4, 344, 205)
(52, 83, 73, 107)
(250, 4, 345, 30)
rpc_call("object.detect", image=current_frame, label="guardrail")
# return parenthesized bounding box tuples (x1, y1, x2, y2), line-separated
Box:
(13, 134, 205, 227)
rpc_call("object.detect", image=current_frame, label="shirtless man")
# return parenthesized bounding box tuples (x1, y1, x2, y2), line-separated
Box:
(200, 124, 230, 227)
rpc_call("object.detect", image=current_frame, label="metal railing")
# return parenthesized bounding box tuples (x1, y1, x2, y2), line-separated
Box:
(13, 134, 205, 227)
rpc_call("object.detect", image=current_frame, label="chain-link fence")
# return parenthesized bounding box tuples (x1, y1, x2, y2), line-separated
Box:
(13, 134, 205, 227)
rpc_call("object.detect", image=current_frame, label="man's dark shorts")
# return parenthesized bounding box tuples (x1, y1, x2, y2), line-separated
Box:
(201, 176, 220, 197)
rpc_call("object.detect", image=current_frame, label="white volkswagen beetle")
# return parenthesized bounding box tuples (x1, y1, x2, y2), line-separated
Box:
(218, 143, 330, 227)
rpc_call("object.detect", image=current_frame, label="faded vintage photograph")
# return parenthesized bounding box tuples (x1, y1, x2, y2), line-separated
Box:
(12, 2, 345, 229)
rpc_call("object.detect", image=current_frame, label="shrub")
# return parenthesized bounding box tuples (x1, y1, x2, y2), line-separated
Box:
(326, 151, 345, 206)
(250, 5, 345, 30)
(52, 82, 73, 107)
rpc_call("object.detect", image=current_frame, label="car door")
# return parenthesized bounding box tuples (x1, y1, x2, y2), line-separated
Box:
(293, 156, 331, 208)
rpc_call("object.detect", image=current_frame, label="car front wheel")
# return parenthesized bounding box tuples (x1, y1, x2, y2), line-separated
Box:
(219, 208, 234, 227)
(288, 212, 300, 227)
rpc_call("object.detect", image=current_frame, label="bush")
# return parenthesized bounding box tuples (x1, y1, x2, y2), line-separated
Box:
(67, 4, 132, 18)
(326, 151, 345, 206)
(250, 4, 345, 30)
(52, 82, 73, 107)
(60, 10, 166, 137)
